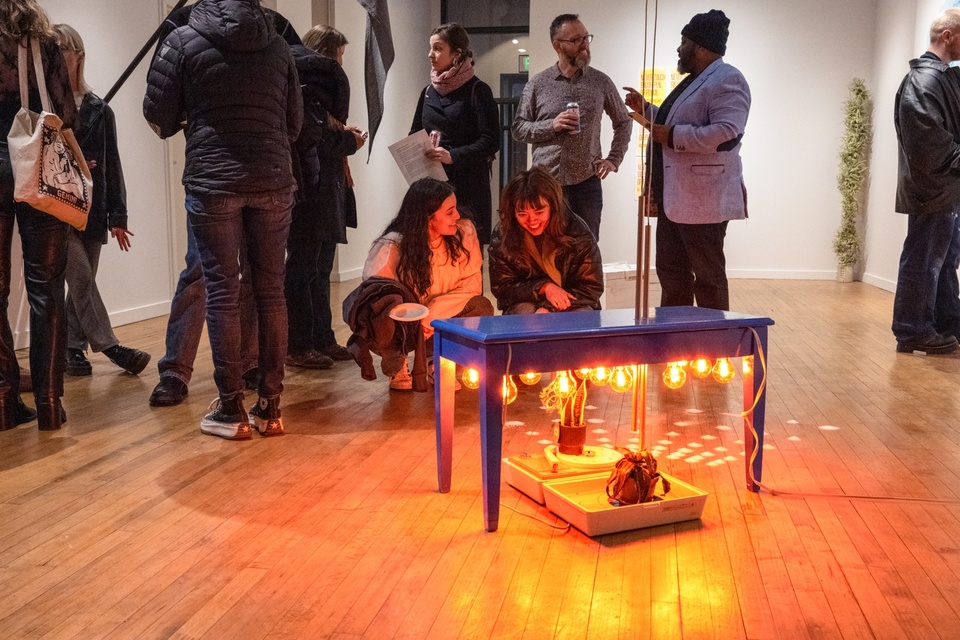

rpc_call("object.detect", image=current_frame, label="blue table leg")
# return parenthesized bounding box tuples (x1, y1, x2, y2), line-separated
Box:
(436, 355, 455, 493)
(479, 350, 506, 532)
(743, 327, 768, 491)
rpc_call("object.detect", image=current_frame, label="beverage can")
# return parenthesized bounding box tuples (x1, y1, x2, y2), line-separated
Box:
(566, 101, 581, 134)
(430, 130, 443, 147)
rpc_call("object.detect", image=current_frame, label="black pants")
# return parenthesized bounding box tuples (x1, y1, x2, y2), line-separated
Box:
(0, 150, 69, 403)
(655, 213, 729, 311)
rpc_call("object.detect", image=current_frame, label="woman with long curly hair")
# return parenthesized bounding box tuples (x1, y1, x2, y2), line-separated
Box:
(0, 0, 78, 430)
(356, 178, 492, 390)
(488, 167, 603, 314)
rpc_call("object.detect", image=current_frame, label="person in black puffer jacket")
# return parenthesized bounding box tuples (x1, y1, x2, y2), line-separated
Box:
(488, 167, 603, 314)
(143, 0, 303, 440)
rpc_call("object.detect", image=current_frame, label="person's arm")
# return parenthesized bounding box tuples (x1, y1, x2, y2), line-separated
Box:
(603, 76, 634, 169)
(100, 103, 130, 245)
(670, 69, 750, 154)
(560, 227, 605, 310)
(899, 73, 960, 177)
(361, 236, 400, 281)
(45, 41, 78, 130)
(511, 77, 558, 143)
(285, 51, 303, 142)
(488, 235, 551, 311)
(143, 31, 186, 139)
(448, 81, 500, 166)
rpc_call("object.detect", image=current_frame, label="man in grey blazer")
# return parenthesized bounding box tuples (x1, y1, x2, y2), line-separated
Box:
(625, 9, 750, 311)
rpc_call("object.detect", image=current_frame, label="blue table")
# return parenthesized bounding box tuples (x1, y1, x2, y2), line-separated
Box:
(432, 306, 774, 532)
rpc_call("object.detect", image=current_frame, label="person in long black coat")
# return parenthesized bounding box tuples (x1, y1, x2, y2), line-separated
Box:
(409, 23, 499, 247)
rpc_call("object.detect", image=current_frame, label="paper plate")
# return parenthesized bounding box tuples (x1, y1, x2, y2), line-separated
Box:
(389, 303, 429, 322)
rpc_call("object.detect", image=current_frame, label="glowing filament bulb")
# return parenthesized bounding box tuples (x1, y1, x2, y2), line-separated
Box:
(502, 375, 518, 404)
(573, 367, 592, 381)
(662, 361, 687, 390)
(461, 367, 480, 390)
(589, 366, 611, 386)
(609, 366, 634, 393)
(742, 356, 753, 376)
(691, 358, 712, 378)
(712, 357, 736, 384)
(518, 371, 542, 385)
(555, 371, 575, 398)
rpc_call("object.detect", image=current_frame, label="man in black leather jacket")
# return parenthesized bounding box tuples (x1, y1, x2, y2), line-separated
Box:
(892, 8, 960, 355)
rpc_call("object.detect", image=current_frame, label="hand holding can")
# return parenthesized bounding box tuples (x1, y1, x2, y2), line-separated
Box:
(566, 101, 581, 134)
(430, 130, 443, 147)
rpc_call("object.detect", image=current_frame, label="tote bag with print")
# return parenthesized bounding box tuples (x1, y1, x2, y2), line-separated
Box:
(7, 37, 91, 230)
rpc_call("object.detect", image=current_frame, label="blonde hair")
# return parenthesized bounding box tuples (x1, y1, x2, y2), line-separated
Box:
(930, 8, 960, 42)
(0, 0, 54, 40)
(52, 23, 92, 95)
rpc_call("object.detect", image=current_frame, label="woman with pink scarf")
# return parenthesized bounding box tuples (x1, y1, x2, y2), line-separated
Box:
(409, 23, 499, 247)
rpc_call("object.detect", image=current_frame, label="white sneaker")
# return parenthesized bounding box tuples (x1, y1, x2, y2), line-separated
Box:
(200, 396, 252, 440)
(389, 365, 413, 391)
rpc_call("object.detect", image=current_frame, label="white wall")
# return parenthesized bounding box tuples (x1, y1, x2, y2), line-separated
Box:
(13, 0, 945, 341)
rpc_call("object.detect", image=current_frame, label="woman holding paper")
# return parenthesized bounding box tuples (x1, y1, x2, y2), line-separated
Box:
(409, 23, 499, 247)
(488, 167, 604, 315)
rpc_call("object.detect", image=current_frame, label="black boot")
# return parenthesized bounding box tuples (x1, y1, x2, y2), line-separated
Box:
(36, 397, 66, 431)
(0, 401, 15, 431)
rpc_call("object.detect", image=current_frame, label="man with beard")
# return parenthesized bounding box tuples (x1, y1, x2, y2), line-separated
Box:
(512, 13, 632, 241)
(624, 9, 750, 311)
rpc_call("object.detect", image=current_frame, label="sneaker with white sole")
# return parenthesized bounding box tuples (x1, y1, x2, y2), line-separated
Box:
(389, 365, 413, 391)
(200, 396, 252, 440)
(249, 397, 284, 437)
(427, 361, 461, 391)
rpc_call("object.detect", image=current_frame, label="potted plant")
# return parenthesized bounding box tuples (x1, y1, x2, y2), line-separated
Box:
(834, 78, 872, 281)
(540, 371, 588, 454)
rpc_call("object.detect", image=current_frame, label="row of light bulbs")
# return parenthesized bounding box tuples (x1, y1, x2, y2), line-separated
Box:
(459, 357, 750, 402)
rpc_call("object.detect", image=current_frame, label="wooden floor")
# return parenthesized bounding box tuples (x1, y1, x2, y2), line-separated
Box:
(3, 278, 960, 639)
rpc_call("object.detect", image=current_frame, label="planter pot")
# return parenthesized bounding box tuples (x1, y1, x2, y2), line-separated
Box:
(836, 264, 855, 283)
(557, 423, 586, 455)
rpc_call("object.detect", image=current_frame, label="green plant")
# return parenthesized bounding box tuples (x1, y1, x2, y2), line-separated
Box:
(834, 78, 872, 267)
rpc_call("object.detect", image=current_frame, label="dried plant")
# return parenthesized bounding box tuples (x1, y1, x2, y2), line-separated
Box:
(834, 78, 872, 268)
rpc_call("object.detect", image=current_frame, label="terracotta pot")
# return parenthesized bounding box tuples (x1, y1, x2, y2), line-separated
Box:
(557, 423, 586, 455)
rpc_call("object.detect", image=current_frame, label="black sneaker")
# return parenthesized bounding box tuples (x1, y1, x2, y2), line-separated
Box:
(317, 343, 353, 361)
(285, 350, 334, 370)
(249, 396, 284, 437)
(66, 349, 92, 376)
(895, 333, 959, 355)
(200, 395, 252, 440)
(104, 345, 151, 375)
(149, 377, 189, 407)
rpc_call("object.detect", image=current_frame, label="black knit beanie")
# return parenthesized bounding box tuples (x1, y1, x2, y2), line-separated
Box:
(681, 9, 730, 56)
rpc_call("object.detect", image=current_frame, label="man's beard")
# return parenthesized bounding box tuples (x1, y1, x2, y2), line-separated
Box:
(566, 49, 591, 70)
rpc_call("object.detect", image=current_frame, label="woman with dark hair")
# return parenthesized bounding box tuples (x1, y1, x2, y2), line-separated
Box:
(346, 178, 493, 390)
(410, 23, 499, 247)
(0, 0, 78, 430)
(488, 167, 604, 314)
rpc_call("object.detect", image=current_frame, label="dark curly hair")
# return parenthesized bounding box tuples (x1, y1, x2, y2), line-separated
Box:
(496, 167, 575, 265)
(380, 178, 469, 298)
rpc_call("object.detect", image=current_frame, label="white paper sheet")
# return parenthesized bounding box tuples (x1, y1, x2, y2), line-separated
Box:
(388, 129, 448, 185)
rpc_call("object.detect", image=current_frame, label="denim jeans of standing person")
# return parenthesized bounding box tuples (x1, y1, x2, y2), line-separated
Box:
(562, 175, 603, 241)
(186, 190, 293, 401)
(157, 221, 258, 386)
(892, 210, 960, 343)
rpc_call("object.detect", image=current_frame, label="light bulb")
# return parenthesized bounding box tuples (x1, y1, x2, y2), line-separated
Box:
(712, 357, 736, 384)
(662, 362, 686, 390)
(573, 367, 592, 381)
(609, 366, 634, 393)
(691, 358, 712, 378)
(555, 371, 575, 398)
(589, 366, 611, 386)
(741, 356, 753, 376)
(518, 371, 542, 385)
(461, 367, 480, 390)
(502, 375, 518, 404)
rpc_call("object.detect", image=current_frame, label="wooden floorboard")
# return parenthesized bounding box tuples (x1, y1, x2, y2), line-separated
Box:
(4, 279, 960, 638)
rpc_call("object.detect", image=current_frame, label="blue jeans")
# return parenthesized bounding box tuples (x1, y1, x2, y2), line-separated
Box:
(186, 190, 293, 400)
(563, 175, 603, 240)
(892, 211, 960, 343)
(157, 222, 258, 384)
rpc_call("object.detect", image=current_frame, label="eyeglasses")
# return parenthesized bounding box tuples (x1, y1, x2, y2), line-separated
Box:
(555, 34, 593, 47)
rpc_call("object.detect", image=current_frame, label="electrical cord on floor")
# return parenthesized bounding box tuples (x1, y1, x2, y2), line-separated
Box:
(501, 494, 572, 531)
